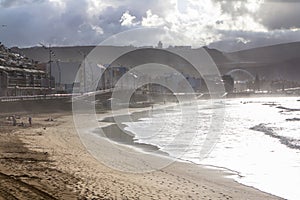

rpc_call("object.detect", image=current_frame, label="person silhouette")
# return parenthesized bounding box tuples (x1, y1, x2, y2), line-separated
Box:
(28, 116, 32, 126)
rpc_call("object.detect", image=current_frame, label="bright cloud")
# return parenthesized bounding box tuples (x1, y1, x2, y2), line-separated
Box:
(245, 0, 264, 13)
(141, 10, 165, 27)
(127, 0, 268, 47)
(91, 25, 104, 35)
(120, 11, 138, 27)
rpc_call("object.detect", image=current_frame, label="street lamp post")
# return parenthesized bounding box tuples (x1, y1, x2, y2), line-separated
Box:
(49, 44, 52, 80)
(56, 60, 62, 87)
(39, 43, 54, 88)
(78, 51, 87, 93)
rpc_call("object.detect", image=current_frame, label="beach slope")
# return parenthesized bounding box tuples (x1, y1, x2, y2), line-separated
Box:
(0, 112, 282, 200)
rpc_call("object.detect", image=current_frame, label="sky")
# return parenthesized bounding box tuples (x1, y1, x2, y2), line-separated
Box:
(0, 0, 300, 52)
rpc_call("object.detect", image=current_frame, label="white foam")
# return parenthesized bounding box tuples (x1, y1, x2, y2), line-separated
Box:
(124, 96, 300, 200)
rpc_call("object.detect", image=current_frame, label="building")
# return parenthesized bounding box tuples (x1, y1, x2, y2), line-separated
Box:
(0, 43, 52, 96)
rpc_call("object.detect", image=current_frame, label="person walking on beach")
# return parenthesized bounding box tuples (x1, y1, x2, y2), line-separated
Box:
(12, 116, 16, 126)
(28, 116, 32, 126)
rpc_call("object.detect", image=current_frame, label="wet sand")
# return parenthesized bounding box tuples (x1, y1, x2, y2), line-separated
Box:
(0, 109, 283, 199)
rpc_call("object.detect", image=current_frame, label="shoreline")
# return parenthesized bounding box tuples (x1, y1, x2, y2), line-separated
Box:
(0, 105, 283, 199)
(93, 104, 285, 199)
(98, 106, 174, 156)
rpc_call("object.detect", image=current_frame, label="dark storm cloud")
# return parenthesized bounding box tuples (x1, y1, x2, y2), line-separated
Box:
(0, 0, 41, 8)
(214, 0, 300, 30)
(212, 0, 300, 30)
(0, 0, 103, 47)
(259, 1, 300, 30)
(0, 0, 173, 47)
(0, 0, 300, 51)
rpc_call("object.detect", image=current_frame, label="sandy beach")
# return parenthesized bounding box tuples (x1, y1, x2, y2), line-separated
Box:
(0, 106, 283, 200)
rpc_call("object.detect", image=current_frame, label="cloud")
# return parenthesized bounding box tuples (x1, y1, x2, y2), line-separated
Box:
(0, 0, 105, 46)
(120, 11, 138, 27)
(0, 0, 43, 8)
(259, 1, 300, 30)
(141, 10, 165, 27)
(131, 0, 267, 47)
(0, 0, 300, 51)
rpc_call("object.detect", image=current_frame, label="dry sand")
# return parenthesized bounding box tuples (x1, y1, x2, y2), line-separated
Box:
(0, 110, 283, 200)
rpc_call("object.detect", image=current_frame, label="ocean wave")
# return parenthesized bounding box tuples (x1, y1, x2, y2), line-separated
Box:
(276, 106, 300, 112)
(250, 124, 300, 150)
(286, 118, 300, 122)
(262, 102, 279, 107)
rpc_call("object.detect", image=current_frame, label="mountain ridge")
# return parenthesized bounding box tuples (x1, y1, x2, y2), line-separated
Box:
(10, 42, 300, 82)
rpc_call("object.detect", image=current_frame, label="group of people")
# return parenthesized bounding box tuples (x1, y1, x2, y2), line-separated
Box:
(11, 115, 32, 127)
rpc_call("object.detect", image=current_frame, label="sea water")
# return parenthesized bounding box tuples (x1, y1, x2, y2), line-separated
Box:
(124, 97, 300, 200)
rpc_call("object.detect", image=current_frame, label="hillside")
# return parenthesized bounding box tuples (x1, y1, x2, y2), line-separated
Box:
(10, 42, 300, 83)
(221, 42, 300, 81)
(227, 42, 300, 64)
